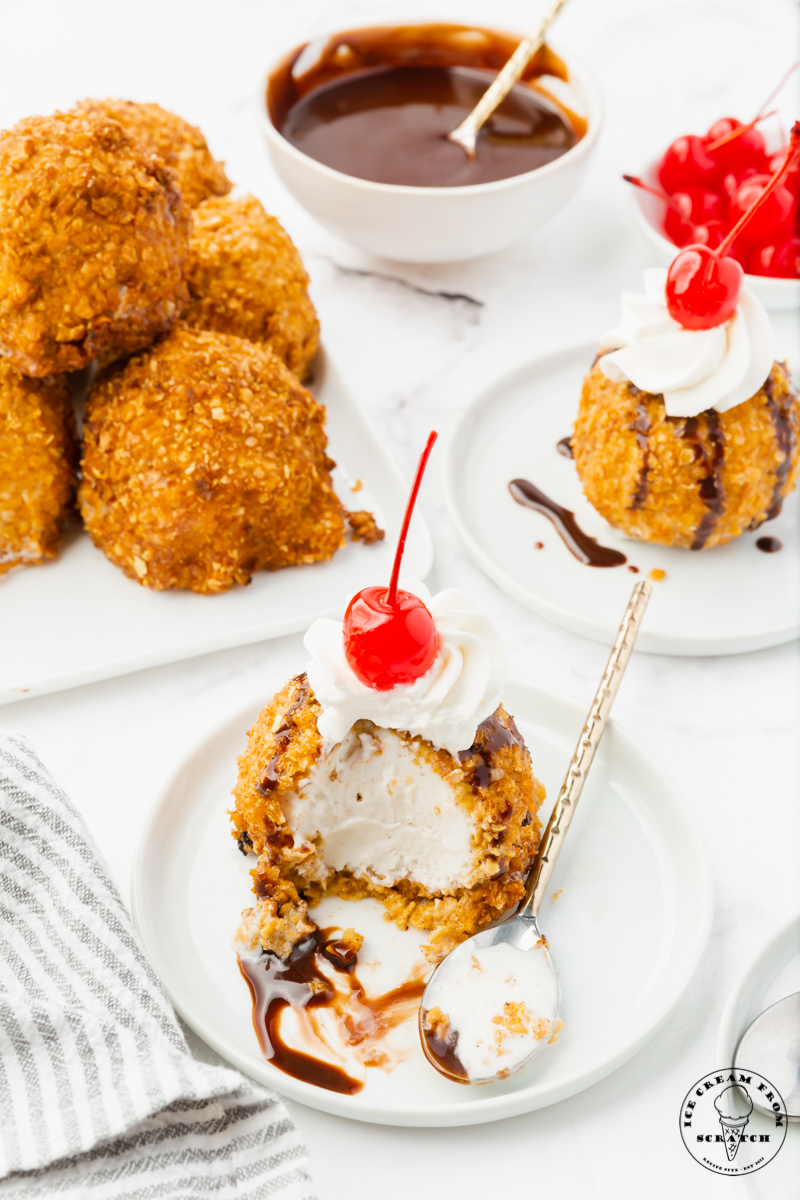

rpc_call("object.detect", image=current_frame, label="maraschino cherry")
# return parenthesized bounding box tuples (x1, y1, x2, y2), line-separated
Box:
(728, 172, 795, 241)
(665, 120, 800, 330)
(343, 431, 439, 690)
(754, 235, 800, 278)
(623, 175, 723, 247)
(704, 113, 772, 175)
(657, 135, 718, 193)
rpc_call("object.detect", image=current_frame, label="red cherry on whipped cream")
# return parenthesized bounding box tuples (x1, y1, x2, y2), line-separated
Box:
(343, 431, 439, 690)
(666, 120, 800, 330)
(665, 246, 744, 330)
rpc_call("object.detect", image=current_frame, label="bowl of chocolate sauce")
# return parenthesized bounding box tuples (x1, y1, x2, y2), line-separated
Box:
(259, 23, 602, 262)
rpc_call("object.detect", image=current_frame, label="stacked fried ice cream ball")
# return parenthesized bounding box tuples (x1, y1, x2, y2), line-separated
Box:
(0, 99, 369, 590)
(573, 268, 799, 550)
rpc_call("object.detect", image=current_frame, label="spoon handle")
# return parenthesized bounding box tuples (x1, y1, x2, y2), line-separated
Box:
(521, 579, 652, 919)
(448, 0, 571, 157)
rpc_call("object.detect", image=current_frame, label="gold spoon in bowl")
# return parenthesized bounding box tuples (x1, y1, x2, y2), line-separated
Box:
(447, 0, 572, 159)
(419, 580, 652, 1085)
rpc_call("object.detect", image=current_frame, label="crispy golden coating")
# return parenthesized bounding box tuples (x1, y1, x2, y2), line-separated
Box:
(79, 326, 346, 592)
(0, 362, 77, 574)
(237, 865, 316, 960)
(573, 359, 800, 549)
(182, 194, 319, 379)
(231, 674, 545, 962)
(346, 509, 385, 544)
(74, 99, 231, 208)
(0, 110, 191, 377)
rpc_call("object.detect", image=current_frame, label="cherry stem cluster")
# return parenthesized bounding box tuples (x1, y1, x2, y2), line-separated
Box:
(757, 61, 799, 118)
(716, 120, 800, 257)
(705, 109, 777, 153)
(386, 430, 438, 606)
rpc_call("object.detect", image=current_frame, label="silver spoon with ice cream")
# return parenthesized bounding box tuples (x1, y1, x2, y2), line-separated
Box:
(419, 579, 652, 1085)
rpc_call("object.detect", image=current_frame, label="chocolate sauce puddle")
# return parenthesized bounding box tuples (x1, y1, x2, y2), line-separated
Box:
(509, 479, 627, 567)
(756, 536, 782, 553)
(239, 928, 426, 1094)
(279, 65, 575, 187)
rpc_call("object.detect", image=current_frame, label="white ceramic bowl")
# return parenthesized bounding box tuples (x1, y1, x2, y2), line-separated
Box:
(629, 158, 800, 311)
(256, 33, 603, 264)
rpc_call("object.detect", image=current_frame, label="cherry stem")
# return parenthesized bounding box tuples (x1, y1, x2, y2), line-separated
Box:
(705, 109, 776, 153)
(756, 61, 799, 118)
(622, 174, 687, 216)
(716, 120, 800, 257)
(386, 430, 438, 606)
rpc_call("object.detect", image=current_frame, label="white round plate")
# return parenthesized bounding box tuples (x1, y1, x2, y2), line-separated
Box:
(444, 342, 800, 656)
(716, 915, 800, 1200)
(131, 676, 712, 1127)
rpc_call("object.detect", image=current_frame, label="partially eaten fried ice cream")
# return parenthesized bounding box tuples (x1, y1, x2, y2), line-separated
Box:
(231, 583, 545, 965)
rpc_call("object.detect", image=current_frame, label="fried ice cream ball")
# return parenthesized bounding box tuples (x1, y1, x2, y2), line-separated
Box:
(0, 361, 77, 574)
(572, 358, 800, 550)
(79, 325, 346, 593)
(182, 194, 319, 379)
(74, 99, 231, 208)
(0, 110, 190, 377)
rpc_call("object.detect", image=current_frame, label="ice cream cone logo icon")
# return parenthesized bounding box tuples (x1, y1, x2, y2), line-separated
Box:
(681, 1069, 787, 1175)
(714, 1085, 754, 1162)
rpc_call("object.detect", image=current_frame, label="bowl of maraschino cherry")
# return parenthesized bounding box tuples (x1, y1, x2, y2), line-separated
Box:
(627, 70, 800, 309)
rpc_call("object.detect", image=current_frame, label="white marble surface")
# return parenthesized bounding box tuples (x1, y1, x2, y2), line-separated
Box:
(2, 0, 800, 1196)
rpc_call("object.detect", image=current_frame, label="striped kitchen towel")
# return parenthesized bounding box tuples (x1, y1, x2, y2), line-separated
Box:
(0, 731, 315, 1199)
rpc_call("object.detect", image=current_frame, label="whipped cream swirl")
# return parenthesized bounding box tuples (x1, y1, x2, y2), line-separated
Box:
(599, 268, 774, 418)
(304, 581, 506, 759)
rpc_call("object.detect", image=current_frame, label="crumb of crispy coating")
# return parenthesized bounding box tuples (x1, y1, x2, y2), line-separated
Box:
(74, 98, 231, 207)
(78, 325, 347, 593)
(422, 1007, 452, 1040)
(347, 509, 385, 544)
(0, 110, 191, 377)
(0, 362, 77, 575)
(182, 194, 319, 379)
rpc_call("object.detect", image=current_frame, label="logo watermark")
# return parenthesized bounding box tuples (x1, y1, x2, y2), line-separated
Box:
(679, 1069, 787, 1175)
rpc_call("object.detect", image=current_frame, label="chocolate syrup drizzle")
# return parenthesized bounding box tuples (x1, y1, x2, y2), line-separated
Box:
(763, 369, 796, 521)
(239, 929, 427, 1095)
(629, 390, 652, 511)
(756, 536, 782, 553)
(556, 436, 574, 459)
(509, 479, 627, 567)
(458, 712, 524, 790)
(682, 413, 726, 550)
(256, 675, 310, 796)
